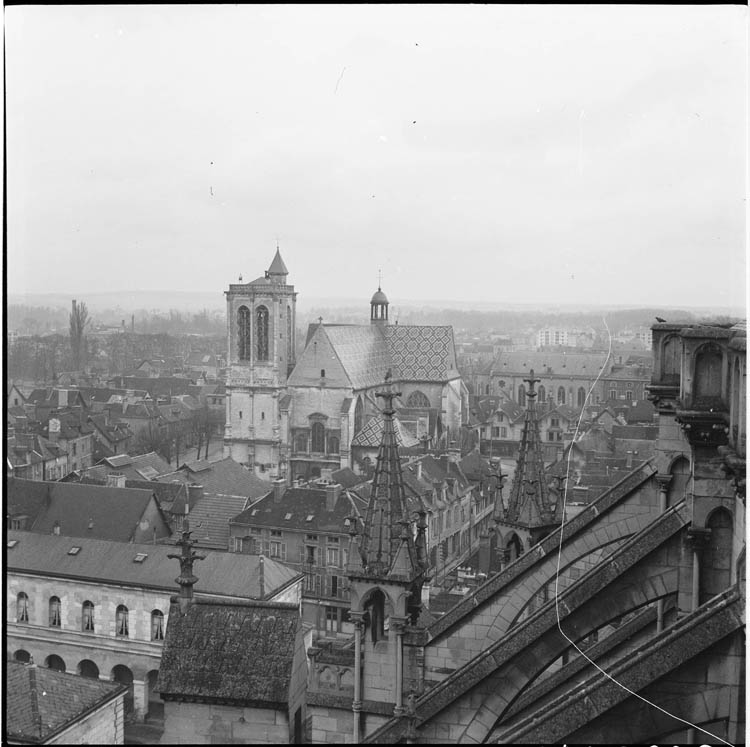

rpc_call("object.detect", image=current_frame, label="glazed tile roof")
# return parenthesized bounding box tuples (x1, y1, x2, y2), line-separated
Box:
(351, 415, 421, 448)
(294, 323, 460, 390)
(6, 661, 126, 743)
(156, 598, 301, 707)
(7, 530, 301, 599)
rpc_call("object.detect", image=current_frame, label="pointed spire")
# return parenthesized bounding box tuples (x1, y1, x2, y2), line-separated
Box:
(505, 369, 559, 528)
(267, 247, 288, 277)
(358, 381, 421, 580)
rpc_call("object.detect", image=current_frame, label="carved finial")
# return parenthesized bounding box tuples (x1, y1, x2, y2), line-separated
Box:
(238, 273, 243, 282)
(378, 268, 382, 291)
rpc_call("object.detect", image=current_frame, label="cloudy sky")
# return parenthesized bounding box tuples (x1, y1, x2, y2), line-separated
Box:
(6, 5, 747, 309)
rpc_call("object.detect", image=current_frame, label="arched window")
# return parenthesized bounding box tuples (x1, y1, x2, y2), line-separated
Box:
(311, 422, 325, 453)
(151, 610, 164, 641)
(256, 305, 269, 361)
(45, 655, 66, 672)
(694, 345, 723, 402)
(116, 605, 129, 637)
(237, 306, 251, 361)
(82, 601, 95, 632)
(49, 596, 61, 627)
(557, 386, 566, 405)
(295, 433, 308, 453)
(78, 659, 99, 679)
(329, 436, 339, 454)
(577, 387, 586, 408)
(16, 592, 29, 623)
(354, 397, 364, 437)
(14, 650, 31, 663)
(538, 385, 546, 404)
(518, 385, 526, 407)
(407, 390, 431, 408)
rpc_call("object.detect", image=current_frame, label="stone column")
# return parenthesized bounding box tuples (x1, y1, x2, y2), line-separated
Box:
(391, 616, 408, 716)
(350, 611, 365, 743)
(685, 527, 711, 612)
(654, 474, 672, 632)
(132, 679, 148, 722)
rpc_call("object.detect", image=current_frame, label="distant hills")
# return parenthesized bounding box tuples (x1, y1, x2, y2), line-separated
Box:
(7, 290, 744, 318)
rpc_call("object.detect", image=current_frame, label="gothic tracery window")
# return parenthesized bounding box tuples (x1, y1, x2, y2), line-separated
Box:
(407, 390, 431, 408)
(238, 306, 251, 361)
(256, 305, 270, 361)
(311, 422, 325, 453)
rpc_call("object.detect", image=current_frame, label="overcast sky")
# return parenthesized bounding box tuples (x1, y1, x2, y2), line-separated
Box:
(6, 5, 747, 310)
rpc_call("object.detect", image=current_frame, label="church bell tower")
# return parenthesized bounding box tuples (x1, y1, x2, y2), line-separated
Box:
(224, 249, 296, 480)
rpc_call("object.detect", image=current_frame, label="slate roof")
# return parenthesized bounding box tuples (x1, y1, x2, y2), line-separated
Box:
(77, 475, 188, 512)
(86, 451, 173, 481)
(6, 661, 127, 744)
(7, 477, 165, 542)
(267, 248, 289, 275)
(157, 457, 271, 502)
(156, 598, 300, 707)
(331, 467, 366, 489)
(231, 487, 367, 534)
(7, 530, 302, 599)
(175, 493, 253, 550)
(352, 415, 421, 448)
(487, 351, 609, 378)
(458, 450, 495, 483)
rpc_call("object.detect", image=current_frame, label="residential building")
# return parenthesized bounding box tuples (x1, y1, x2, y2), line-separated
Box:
(6, 529, 303, 722)
(5, 660, 127, 745)
(6, 477, 172, 543)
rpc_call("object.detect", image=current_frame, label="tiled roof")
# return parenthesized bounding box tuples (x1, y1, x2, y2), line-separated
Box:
(156, 598, 300, 706)
(176, 493, 251, 550)
(7, 530, 301, 599)
(321, 326, 391, 389)
(352, 415, 421, 448)
(157, 457, 272, 502)
(385, 325, 459, 381)
(487, 351, 609, 378)
(6, 661, 126, 743)
(231, 487, 367, 534)
(7, 477, 165, 543)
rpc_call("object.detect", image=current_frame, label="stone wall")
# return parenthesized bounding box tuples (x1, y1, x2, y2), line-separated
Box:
(48, 695, 125, 745)
(160, 702, 289, 744)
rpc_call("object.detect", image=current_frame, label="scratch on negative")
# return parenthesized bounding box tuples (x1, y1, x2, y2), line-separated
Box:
(334, 67, 346, 94)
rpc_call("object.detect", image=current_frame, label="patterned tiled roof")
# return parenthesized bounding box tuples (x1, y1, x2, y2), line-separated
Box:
(352, 415, 421, 448)
(6, 661, 126, 743)
(156, 598, 301, 706)
(385, 325, 459, 381)
(323, 326, 391, 389)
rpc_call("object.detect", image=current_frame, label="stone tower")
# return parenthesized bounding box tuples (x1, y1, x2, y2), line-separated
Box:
(346, 379, 429, 740)
(224, 249, 297, 480)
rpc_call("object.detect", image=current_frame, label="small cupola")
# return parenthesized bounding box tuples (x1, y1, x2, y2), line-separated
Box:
(370, 285, 389, 325)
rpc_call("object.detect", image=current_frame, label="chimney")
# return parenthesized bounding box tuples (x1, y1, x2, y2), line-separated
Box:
(325, 483, 341, 512)
(626, 450, 633, 468)
(87, 518, 94, 532)
(320, 468, 333, 483)
(272, 478, 286, 503)
(59, 389, 68, 407)
(187, 484, 203, 510)
(416, 460, 422, 481)
(259, 554, 265, 599)
(106, 472, 126, 489)
(53, 521, 61, 535)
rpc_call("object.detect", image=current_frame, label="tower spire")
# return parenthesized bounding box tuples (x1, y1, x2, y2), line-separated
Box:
(505, 369, 560, 530)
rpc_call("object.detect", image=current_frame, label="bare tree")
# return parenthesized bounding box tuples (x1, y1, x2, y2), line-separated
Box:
(69, 299, 90, 371)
